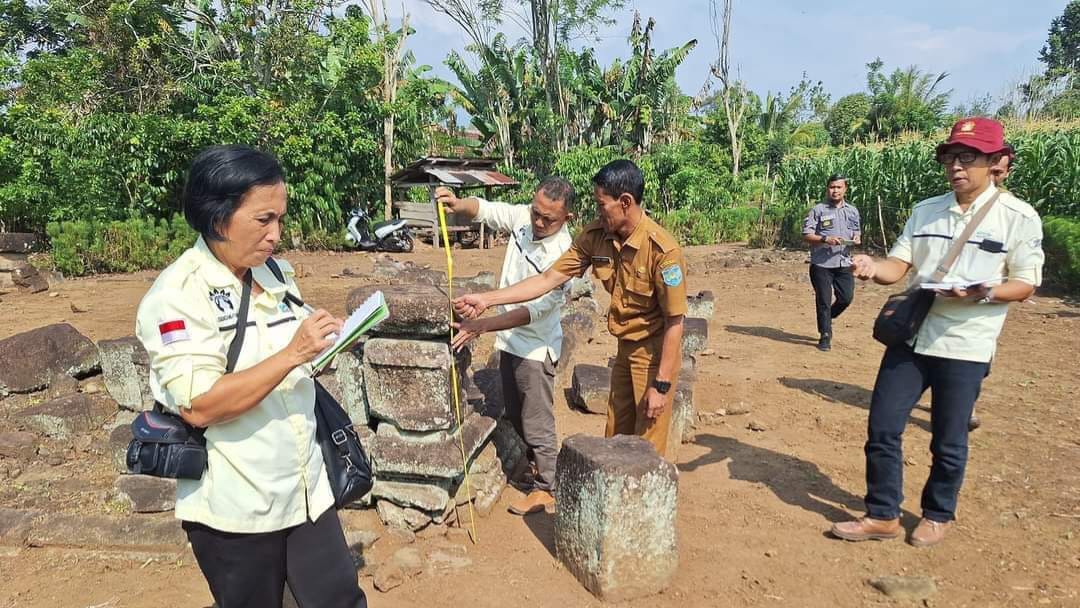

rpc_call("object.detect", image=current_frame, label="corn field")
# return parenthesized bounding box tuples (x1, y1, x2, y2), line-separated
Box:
(777, 124, 1080, 250)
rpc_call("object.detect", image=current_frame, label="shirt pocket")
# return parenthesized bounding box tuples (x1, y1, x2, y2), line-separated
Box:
(622, 275, 655, 311)
(965, 240, 1007, 280)
(591, 263, 615, 284)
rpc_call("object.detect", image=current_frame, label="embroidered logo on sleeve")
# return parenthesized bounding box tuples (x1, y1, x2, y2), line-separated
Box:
(158, 320, 190, 345)
(661, 264, 683, 287)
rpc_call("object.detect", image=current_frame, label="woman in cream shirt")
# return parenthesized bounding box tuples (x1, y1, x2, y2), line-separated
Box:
(136, 145, 366, 608)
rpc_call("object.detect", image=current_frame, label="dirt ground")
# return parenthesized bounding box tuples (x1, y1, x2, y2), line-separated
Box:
(1, 241, 1079, 608)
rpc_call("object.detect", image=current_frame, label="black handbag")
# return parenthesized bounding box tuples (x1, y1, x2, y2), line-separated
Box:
(265, 257, 373, 507)
(872, 190, 1001, 347)
(127, 270, 254, 479)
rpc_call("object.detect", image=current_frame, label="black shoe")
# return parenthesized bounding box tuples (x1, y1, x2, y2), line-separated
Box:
(817, 335, 832, 351)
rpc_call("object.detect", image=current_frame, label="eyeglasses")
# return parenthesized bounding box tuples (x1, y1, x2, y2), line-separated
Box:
(936, 151, 981, 166)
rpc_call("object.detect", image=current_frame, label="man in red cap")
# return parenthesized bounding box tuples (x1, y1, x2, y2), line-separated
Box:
(830, 118, 1044, 548)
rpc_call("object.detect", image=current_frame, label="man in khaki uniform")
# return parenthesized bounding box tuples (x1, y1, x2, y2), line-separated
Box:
(454, 159, 688, 458)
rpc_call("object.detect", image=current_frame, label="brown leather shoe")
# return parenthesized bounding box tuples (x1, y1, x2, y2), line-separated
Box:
(909, 518, 950, 547)
(829, 516, 901, 542)
(508, 489, 555, 516)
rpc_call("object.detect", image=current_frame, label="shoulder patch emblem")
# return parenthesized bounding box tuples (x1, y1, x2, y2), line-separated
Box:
(661, 264, 683, 287)
(158, 319, 189, 346)
(209, 288, 234, 313)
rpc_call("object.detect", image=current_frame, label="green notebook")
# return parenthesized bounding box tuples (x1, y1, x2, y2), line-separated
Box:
(311, 291, 388, 374)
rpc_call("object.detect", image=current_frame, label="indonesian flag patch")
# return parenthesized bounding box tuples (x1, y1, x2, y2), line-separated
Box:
(158, 319, 190, 345)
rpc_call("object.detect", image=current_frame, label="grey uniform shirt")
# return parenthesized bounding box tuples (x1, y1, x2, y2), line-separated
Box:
(803, 201, 862, 268)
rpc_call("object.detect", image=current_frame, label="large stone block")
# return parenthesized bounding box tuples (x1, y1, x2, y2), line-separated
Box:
(375, 499, 432, 531)
(27, 512, 185, 549)
(347, 284, 450, 337)
(18, 393, 116, 440)
(114, 474, 176, 513)
(369, 413, 495, 480)
(0, 253, 28, 271)
(554, 434, 679, 602)
(333, 350, 369, 426)
(668, 359, 697, 454)
(0, 233, 40, 253)
(109, 424, 133, 473)
(0, 431, 37, 460)
(683, 317, 709, 355)
(363, 338, 465, 432)
(570, 364, 610, 415)
(372, 479, 451, 513)
(11, 264, 48, 293)
(687, 290, 715, 319)
(557, 311, 596, 387)
(0, 323, 101, 397)
(97, 337, 153, 411)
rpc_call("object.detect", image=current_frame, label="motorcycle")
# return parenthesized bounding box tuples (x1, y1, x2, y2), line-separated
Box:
(344, 206, 414, 253)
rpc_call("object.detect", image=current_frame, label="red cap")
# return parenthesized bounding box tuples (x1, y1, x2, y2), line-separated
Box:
(936, 117, 1008, 155)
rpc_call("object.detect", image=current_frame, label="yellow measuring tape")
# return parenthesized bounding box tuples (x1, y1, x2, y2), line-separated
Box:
(436, 200, 479, 543)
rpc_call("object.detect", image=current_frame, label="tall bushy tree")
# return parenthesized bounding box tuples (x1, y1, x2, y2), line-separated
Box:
(864, 58, 951, 138)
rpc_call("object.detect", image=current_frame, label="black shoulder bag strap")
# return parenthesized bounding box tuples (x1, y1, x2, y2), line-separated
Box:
(264, 257, 305, 310)
(151, 269, 252, 436)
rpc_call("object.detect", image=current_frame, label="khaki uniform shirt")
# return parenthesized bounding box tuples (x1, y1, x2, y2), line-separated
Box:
(889, 184, 1045, 363)
(474, 199, 572, 363)
(551, 214, 688, 341)
(135, 237, 334, 533)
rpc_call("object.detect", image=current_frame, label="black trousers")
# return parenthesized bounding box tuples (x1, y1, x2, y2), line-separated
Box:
(864, 344, 989, 522)
(183, 508, 366, 608)
(809, 264, 855, 336)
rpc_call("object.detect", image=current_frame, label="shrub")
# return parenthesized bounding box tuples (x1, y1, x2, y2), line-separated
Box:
(1044, 216, 1080, 291)
(46, 215, 197, 276)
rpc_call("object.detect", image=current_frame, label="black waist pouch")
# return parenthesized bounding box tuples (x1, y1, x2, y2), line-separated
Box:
(126, 269, 253, 481)
(127, 406, 207, 479)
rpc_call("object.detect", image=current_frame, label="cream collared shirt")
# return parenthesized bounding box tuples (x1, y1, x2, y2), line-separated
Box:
(474, 199, 573, 363)
(135, 237, 334, 533)
(888, 184, 1045, 363)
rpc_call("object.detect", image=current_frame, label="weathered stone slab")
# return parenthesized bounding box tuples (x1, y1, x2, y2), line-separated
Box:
(687, 290, 715, 319)
(0, 431, 37, 460)
(373, 546, 425, 591)
(0, 253, 28, 271)
(109, 424, 134, 473)
(567, 277, 595, 300)
(370, 413, 495, 480)
(0, 508, 40, 545)
(363, 338, 465, 432)
(470, 367, 503, 418)
(683, 317, 709, 355)
(372, 479, 451, 513)
(0, 323, 101, 396)
(347, 284, 450, 337)
(375, 500, 432, 532)
(557, 311, 596, 387)
(570, 364, 610, 415)
(490, 418, 526, 477)
(114, 475, 176, 513)
(97, 337, 153, 411)
(11, 264, 48, 293)
(554, 434, 679, 602)
(668, 359, 697, 455)
(27, 512, 185, 548)
(18, 393, 116, 440)
(0, 233, 39, 253)
(333, 349, 369, 426)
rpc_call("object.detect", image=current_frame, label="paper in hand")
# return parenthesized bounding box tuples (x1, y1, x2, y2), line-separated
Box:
(310, 291, 388, 374)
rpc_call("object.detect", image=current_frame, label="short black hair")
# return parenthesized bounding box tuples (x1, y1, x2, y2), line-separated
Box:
(537, 176, 576, 213)
(592, 159, 645, 205)
(827, 174, 847, 185)
(183, 145, 285, 241)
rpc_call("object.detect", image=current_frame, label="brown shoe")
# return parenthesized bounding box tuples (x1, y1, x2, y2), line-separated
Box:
(829, 516, 901, 542)
(909, 518, 950, 547)
(508, 489, 555, 516)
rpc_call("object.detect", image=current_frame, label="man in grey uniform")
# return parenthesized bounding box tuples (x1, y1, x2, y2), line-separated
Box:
(802, 174, 862, 351)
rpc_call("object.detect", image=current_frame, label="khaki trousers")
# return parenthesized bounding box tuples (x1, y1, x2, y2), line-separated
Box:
(606, 335, 678, 459)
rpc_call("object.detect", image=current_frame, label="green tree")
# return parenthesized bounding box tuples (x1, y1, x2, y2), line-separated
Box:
(1040, 0, 1080, 79)
(864, 58, 951, 138)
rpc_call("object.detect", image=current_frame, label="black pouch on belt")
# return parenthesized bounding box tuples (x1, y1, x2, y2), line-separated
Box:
(126, 270, 253, 480)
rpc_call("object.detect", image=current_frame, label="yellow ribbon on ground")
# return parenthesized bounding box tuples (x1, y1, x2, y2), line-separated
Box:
(436, 199, 479, 543)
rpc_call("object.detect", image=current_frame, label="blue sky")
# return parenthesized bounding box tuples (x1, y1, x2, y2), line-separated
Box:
(391, 0, 1066, 111)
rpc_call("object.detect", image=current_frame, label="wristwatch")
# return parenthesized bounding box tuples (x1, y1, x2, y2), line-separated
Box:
(652, 379, 672, 395)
